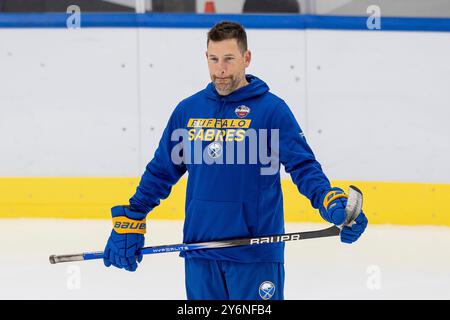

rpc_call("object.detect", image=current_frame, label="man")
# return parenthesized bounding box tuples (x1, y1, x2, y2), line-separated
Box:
(103, 21, 368, 300)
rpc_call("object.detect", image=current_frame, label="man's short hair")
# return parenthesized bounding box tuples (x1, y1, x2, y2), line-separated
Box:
(207, 21, 248, 54)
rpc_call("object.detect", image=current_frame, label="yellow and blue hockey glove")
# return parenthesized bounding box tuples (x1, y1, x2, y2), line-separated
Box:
(103, 205, 146, 272)
(320, 187, 368, 244)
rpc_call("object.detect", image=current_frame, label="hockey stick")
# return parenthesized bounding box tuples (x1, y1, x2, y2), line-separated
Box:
(49, 186, 363, 265)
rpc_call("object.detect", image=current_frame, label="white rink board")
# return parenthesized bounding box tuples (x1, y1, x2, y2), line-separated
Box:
(305, 30, 450, 183)
(1, 27, 449, 182)
(1, 219, 449, 299)
(0, 28, 141, 177)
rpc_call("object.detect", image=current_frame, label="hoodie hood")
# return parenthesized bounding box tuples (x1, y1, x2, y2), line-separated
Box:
(205, 74, 269, 102)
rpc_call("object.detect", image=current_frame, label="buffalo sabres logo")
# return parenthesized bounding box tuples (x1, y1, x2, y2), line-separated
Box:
(259, 281, 275, 300)
(207, 142, 222, 159)
(235, 105, 250, 118)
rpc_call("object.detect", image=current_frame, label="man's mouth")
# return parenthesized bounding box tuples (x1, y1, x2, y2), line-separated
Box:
(215, 77, 230, 83)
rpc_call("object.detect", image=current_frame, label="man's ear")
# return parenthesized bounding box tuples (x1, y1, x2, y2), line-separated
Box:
(244, 50, 251, 67)
(205, 51, 208, 59)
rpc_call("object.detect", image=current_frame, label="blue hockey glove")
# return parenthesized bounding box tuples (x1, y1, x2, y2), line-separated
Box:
(340, 212, 368, 244)
(319, 187, 348, 225)
(103, 205, 146, 272)
(320, 187, 368, 243)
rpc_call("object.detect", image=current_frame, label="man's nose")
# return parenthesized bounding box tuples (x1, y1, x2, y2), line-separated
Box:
(218, 62, 227, 74)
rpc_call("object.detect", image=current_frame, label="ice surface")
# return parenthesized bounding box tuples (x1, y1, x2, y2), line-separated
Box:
(0, 219, 449, 299)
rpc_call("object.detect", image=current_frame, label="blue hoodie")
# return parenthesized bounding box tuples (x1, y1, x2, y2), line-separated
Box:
(129, 75, 331, 263)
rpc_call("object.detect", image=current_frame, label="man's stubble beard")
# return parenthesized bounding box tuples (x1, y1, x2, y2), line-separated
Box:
(212, 74, 242, 96)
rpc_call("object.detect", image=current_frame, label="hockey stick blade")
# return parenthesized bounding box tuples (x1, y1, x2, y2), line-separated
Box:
(344, 185, 363, 226)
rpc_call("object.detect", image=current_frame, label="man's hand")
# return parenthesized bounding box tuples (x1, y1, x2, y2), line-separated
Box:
(103, 206, 146, 272)
(320, 187, 368, 243)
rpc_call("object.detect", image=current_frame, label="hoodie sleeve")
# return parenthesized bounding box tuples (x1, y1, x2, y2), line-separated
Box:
(272, 101, 331, 209)
(129, 107, 187, 215)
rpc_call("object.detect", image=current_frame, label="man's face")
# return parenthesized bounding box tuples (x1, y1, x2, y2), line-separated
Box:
(206, 39, 251, 96)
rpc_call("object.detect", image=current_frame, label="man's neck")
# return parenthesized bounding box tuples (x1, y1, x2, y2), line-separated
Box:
(236, 76, 249, 91)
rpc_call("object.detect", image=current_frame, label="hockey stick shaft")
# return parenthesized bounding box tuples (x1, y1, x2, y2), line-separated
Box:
(49, 186, 362, 265)
(49, 226, 340, 264)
